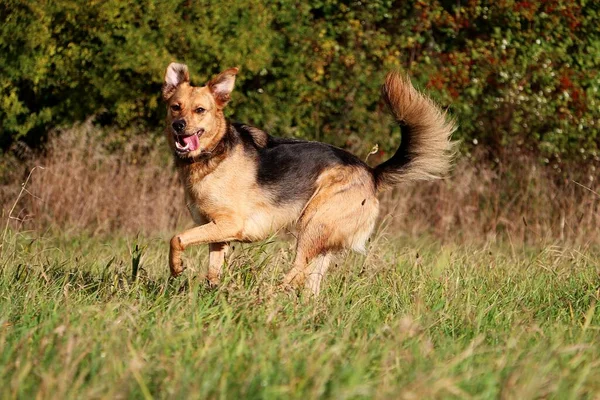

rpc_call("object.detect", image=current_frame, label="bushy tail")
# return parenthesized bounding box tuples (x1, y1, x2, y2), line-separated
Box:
(373, 72, 456, 191)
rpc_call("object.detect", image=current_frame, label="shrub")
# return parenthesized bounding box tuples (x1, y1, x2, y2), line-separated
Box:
(1, 0, 598, 164)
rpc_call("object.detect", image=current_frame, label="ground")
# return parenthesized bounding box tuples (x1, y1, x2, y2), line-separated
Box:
(1, 230, 599, 399)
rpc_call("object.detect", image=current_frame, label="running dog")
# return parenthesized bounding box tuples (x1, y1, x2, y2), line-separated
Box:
(162, 63, 455, 295)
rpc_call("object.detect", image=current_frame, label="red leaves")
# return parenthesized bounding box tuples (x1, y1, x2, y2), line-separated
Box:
(559, 74, 573, 91)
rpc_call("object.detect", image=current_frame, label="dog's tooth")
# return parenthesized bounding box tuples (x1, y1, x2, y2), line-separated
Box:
(175, 139, 190, 152)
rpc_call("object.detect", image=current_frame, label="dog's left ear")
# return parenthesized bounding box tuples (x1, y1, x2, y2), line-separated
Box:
(163, 63, 190, 101)
(208, 67, 239, 108)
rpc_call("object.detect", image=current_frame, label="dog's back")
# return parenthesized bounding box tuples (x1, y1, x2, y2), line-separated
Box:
(235, 124, 372, 206)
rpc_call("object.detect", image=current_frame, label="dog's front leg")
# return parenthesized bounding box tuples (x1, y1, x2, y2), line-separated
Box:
(207, 242, 229, 286)
(169, 220, 241, 277)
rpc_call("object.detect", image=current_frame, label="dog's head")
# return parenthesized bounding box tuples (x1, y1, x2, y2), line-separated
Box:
(162, 63, 238, 158)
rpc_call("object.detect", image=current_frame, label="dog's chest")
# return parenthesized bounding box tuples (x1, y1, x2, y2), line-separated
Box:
(184, 174, 231, 218)
(180, 151, 307, 240)
(181, 151, 258, 219)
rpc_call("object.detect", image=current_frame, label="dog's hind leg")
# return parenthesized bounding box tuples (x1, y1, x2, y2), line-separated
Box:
(282, 219, 333, 295)
(282, 166, 379, 295)
(282, 243, 315, 289)
(283, 248, 332, 296)
(207, 242, 229, 286)
(305, 253, 332, 296)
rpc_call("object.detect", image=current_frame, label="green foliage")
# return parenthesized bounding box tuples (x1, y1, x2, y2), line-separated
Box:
(1, 0, 599, 162)
(1, 231, 599, 397)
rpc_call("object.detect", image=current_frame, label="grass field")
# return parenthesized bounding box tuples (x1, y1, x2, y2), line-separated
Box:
(1, 229, 599, 399)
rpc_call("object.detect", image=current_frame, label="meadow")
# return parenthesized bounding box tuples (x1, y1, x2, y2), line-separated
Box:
(1, 227, 598, 399)
(1, 125, 599, 399)
(2, 1, 599, 398)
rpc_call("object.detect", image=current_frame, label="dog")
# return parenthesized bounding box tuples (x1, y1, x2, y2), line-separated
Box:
(162, 63, 455, 295)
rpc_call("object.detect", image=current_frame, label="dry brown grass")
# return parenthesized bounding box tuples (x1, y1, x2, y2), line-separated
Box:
(1, 124, 598, 245)
(380, 155, 599, 245)
(1, 123, 185, 235)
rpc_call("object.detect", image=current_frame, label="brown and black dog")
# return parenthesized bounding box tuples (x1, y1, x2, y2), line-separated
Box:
(162, 63, 455, 295)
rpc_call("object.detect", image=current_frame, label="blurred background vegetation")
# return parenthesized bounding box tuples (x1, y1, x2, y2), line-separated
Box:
(1, 0, 599, 241)
(1, 0, 598, 165)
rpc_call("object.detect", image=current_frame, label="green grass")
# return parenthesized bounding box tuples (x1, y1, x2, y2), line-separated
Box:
(1, 230, 599, 399)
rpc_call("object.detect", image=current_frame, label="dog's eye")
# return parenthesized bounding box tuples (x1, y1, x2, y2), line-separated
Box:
(170, 104, 181, 112)
(195, 107, 206, 114)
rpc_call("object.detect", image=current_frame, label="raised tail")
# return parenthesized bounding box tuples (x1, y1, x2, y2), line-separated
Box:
(373, 72, 456, 191)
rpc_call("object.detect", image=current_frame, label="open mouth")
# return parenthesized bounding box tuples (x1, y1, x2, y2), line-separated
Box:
(174, 129, 204, 154)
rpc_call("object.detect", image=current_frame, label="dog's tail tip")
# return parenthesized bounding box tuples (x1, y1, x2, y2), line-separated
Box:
(374, 71, 457, 190)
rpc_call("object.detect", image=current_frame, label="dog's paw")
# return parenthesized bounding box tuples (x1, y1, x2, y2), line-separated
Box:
(276, 283, 299, 299)
(206, 269, 221, 288)
(169, 259, 186, 277)
(169, 236, 186, 277)
(282, 267, 307, 289)
(277, 282, 292, 292)
(206, 277, 221, 289)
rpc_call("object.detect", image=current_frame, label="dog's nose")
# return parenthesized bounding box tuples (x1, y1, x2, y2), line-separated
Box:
(172, 119, 186, 133)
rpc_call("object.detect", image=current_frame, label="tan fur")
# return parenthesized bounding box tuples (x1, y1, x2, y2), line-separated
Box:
(282, 166, 378, 290)
(163, 64, 454, 296)
(377, 72, 457, 189)
(167, 83, 229, 157)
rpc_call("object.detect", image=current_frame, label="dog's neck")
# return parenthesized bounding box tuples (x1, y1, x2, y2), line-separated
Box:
(173, 148, 221, 167)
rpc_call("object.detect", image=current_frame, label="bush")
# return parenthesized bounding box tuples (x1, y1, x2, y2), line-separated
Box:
(1, 0, 598, 164)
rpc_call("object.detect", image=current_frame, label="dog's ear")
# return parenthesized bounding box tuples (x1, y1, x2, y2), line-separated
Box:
(163, 63, 190, 101)
(208, 67, 239, 108)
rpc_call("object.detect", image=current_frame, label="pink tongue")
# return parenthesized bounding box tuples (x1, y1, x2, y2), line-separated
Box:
(183, 134, 200, 151)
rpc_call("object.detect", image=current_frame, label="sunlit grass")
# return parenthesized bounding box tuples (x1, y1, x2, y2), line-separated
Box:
(1, 230, 599, 399)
